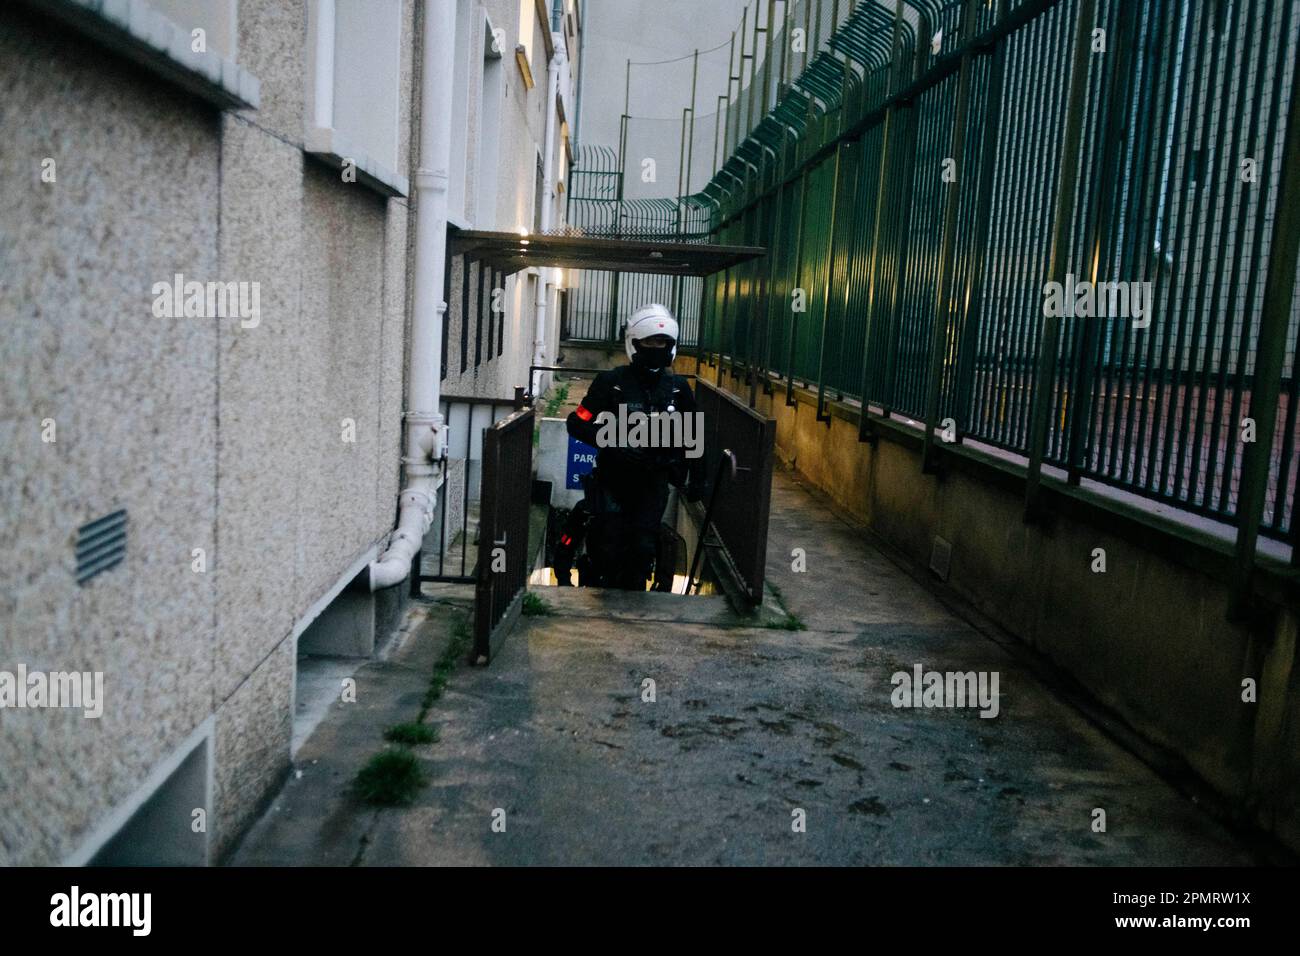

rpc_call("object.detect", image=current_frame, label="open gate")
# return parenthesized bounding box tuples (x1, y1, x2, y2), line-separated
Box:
(471, 405, 535, 664)
(408, 390, 534, 665)
(692, 378, 776, 605)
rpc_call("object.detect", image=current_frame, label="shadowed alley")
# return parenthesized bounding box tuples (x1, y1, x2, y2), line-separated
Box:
(233, 470, 1258, 866)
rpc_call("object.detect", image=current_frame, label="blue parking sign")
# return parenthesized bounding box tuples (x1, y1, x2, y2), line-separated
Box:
(566, 436, 598, 489)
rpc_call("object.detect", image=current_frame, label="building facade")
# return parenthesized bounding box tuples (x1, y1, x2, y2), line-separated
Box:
(0, 0, 579, 865)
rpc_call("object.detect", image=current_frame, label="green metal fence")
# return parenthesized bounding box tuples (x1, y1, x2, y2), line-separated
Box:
(561, 144, 714, 345)
(685, 0, 1300, 598)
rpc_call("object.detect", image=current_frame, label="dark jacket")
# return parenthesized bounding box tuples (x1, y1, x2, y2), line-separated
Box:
(566, 365, 707, 494)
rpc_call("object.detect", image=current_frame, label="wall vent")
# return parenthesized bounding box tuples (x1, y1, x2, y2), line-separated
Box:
(929, 535, 953, 583)
(76, 510, 127, 584)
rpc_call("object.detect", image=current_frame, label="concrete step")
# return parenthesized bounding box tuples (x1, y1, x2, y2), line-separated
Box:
(530, 582, 738, 627)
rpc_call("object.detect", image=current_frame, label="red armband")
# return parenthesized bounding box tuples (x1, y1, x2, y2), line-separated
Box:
(575, 404, 594, 422)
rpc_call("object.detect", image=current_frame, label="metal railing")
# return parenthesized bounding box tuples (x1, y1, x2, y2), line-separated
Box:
(413, 393, 528, 589)
(693, 378, 777, 604)
(561, 145, 712, 346)
(526, 365, 697, 403)
(659, 0, 1299, 613)
(472, 403, 536, 664)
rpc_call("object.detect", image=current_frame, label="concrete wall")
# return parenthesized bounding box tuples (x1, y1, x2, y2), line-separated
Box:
(707, 363, 1300, 853)
(0, 8, 223, 867)
(0, 0, 418, 864)
(0, 0, 583, 865)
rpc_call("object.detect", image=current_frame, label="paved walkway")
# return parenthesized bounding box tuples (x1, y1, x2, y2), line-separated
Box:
(232, 471, 1258, 865)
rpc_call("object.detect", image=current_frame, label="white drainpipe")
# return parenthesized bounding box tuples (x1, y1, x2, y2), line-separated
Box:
(370, 0, 457, 591)
(312, 0, 335, 129)
(531, 36, 566, 396)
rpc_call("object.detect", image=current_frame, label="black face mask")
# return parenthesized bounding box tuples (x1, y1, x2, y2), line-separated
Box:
(632, 343, 673, 370)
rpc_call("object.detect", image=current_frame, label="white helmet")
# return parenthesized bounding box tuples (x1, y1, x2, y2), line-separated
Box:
(624, 303, 679, 365)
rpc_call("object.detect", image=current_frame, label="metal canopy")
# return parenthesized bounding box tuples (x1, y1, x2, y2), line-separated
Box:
(448, 229, 765, 277)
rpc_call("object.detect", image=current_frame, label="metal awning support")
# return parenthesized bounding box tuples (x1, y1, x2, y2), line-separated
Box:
(447, 228, 765, 278)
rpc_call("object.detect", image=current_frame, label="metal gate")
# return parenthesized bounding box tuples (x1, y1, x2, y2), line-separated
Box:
(693, 378, 776, 605)
(413, 393, 524, 586)
(472, 405, 535, 664)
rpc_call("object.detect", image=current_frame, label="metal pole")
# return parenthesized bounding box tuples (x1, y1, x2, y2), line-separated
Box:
(745, 3, 760, 143)
(725, 29, 738, 159)
(717, 265, 731, 386)
(676, 109, 688, 227)
(1065, 0, 1137, 484)
(687, 48, 700, 198)
(1229, 43, 1300, 618)
(857, 0, 906, 439)
(673, 109, 689, 320)
(786, 168, 809, 407)
(608, 112, 628, 341)
(921, 0, 980, 472)
(677, 52, 704, 331)
(811, 0, 823, 60)
(714, 94, 728, 183)
(877, 1, 929, 421)
(763, 0, 777, 115)
(952, 0, 1010, 443)
(738, 8, 749, 149)
(759, 129, 789, 397)
(802, 0, 814, 96)
(779, 0, 792, 97)
(1023, 0, 1098, 520)
(696, 272, 710, 375)
(815, 140, 846, 424)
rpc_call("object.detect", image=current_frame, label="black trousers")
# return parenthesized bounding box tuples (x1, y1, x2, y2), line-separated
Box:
(583, 469, 671, 590)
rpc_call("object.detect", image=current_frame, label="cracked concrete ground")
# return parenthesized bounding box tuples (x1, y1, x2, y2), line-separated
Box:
(230, 470, 1259, 866)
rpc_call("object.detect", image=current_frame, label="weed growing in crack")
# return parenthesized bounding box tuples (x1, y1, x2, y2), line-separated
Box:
(421, 611, 473, 717)
(384, 722, 439, 745)
(522, 592, 554, 617)
(765, 582, 807, 631)
(353, 748, 426, 806)
(353, 611, 470, 805)
(543, 382, 571, 417)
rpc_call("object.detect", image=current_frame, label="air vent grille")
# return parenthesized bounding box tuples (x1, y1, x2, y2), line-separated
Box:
(76, 510, 127, 584)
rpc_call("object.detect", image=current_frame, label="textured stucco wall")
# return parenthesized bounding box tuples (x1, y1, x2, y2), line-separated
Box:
(215, 112, 304, 690)
(1, 0, 572, 865)
(0, 0, 418, 864)
(296, 163, 391, 601)
(0, 8, 221, 866)
(210, 0, 417, 859)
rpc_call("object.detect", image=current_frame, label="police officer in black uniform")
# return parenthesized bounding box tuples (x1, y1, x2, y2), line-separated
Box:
(560, 304, 707, 590)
